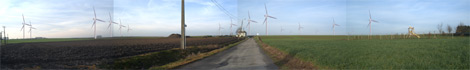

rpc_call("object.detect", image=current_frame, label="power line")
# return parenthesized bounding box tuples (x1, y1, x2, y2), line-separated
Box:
(211, 0, 237, 19)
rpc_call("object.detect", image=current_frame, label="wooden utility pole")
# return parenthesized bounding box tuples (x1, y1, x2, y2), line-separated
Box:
(181, 0, 186, 49)
(3, 26, 5, 45)
(1, 32, 2, 46)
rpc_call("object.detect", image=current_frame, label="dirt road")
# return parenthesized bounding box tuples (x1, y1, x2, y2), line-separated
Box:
(178, 38, 278, 70)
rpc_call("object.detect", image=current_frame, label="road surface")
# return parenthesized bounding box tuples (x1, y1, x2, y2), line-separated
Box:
(178, 38, 278, 70)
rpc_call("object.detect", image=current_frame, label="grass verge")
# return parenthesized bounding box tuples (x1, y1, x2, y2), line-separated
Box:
(254, 36, 316, 70)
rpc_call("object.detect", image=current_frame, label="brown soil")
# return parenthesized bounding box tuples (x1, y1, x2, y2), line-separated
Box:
(1, 37, 241, 69)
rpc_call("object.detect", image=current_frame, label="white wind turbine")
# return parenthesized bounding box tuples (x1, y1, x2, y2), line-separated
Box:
(218, 23, 224, 36)
(246, 11, 257, 35)
(298, 23, 304, 34)
(280, 26, 285, 32)
(262, 3, 277, 35)
(118, 19, 126, 37)
(107, 12, 118, 37)
(28, 21, 36, 39)
(20, 14, 29, 39)
(229, 19, 237, 35)
(127, 24, 132, 33)
(91, 7, 105, 39)
(332, 18, 340, 35)
(368, 10, 379, 39)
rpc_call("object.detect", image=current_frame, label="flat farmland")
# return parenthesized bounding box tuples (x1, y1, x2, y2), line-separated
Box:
(1, 37, 242, 69)
(259, 36, 469, 69)
(5, 38, 93, 44)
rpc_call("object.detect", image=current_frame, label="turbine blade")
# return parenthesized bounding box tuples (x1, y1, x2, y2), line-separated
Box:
(248, 11, 251, 19)
(107, 24, 112, 29)
(333, 18, 336, 24)
(264, 3, 268, 15)
(20, 26, 24, 31)
(249, 20, 258, 23)
(372, 20, 379, 23)
(92, 21, 96, 28)
(262, 18, 267, 24)
(369, 10, 372, 19)
(96, 19, 105, 22)
(22, 14, 26, 25)
(93, 6, 97, 18)
(268, 16, 277, 19)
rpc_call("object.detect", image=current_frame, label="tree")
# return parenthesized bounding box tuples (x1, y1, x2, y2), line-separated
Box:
(437, 23, 443, 34)
(447, 24, 453, 34)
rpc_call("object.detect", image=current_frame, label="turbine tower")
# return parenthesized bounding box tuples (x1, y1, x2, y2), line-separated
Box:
(229, 19, 237, 35)
(118, 19, 126, 37)
(28, 21, 36, 39)
(91, 6, 105, 39)
(262, 3, 276, 35)
(246, 11, 257, 35)
(368, 10, 379, 39)
(332, 18, 340, 35)
(298, 23, 303, 34)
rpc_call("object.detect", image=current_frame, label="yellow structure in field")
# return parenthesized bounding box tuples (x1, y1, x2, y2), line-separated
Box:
(408, 26, 420, 38)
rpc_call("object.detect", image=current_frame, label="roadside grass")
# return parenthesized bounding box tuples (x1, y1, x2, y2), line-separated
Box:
(101, 38, 247, 69)
(259, 35, 469, 69)
(254, 37, 316, 70)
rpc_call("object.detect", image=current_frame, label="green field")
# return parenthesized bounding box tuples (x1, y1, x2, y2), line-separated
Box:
(259, 35, 469, 69)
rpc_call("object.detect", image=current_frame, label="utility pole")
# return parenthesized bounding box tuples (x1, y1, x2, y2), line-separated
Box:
(3, 26, 5, 45)
(181, 0, 186, 49)
(1, 31, 2, 46)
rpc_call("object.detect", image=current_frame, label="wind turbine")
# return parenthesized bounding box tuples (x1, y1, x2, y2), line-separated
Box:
(118, 19, 126, 37)
(127, 24, 132, 33)
(368, 10, 379, 39)
(280, 26, 285, 32)
(229, 19, 237, 35)
(246, 11, 257, 35)
(91, 6, 105, 39)
(20, 14, 28, 39)
(107, 12, 118, 37)
(298, 23, 303, 34)
(218, 23, 224, 36)
(28, 21, 36, 39)
(332, 18, 340, 35)
(262, 3, 276, 35)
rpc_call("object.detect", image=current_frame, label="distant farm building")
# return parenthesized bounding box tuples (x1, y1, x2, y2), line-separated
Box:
(168, 34, 190, 38)
(34, 37, 46, 39)
(236, 28, 246, 37)
(97, 35, 103, 39)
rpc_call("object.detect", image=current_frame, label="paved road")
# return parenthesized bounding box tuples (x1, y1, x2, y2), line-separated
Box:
(178, 38, 278, 70)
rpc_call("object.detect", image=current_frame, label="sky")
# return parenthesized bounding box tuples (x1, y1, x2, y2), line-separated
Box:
(0, 0, 468, 39)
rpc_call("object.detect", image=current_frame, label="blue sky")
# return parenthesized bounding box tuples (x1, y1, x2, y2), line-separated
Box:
(0, 0, 468, 38)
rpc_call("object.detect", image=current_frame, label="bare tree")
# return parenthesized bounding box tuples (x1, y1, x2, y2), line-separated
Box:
(447, 24, 453, 34)
(437, 23, 443, 34)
